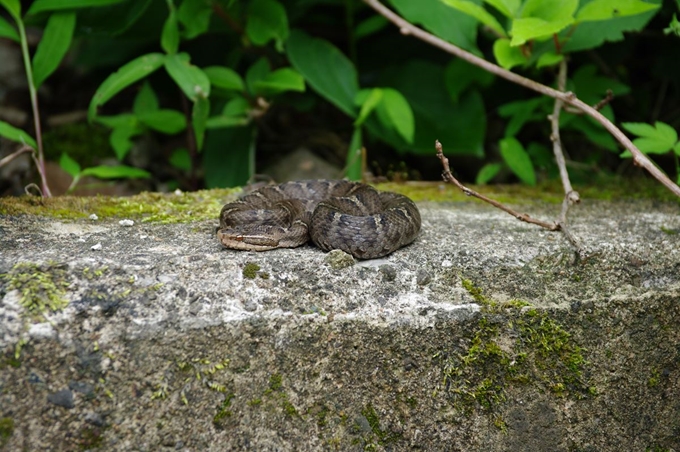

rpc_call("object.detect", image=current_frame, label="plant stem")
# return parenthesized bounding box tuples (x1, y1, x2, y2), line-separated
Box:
(16, 19, 51, 197)
(362, 0, 680, 198)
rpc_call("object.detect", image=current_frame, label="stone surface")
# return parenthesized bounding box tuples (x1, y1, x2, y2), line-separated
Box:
(0, 197, 679, 451)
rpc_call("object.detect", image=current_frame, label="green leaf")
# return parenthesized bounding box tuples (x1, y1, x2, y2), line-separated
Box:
(169, 147, 191, 171)
(81, 165, 150, 179)
(164, 52, 211, 101)
(245, 58, 271, 95)
(177, 0, 212, 39)
(493, 38, 528, 69)
(665, 14, 680, 36)
(161, 1, 179, 55)
(498, 98, 547, 137)
(376, 88, 415, 144)
(132, 82, 159, 115)
(27, 0, 126, 14)
(563, 1, 659, 52)
(246, 0, 289, 52)
(563, 115, 618, 151)
(536, 51, 564, 68)
(622, 121, 678, 154)
(0, 16, 19, 42)
(137, 109, 187, 134)
(0, 120, 37, 147)
(203, 66, 245, 91)
(475, 162, 502, 185)
(576, 0, 660, 22)
(0, 0, 21, 19)
(193, 97, 210, 151)
(355, 15, 388, 39)
(286, 30, 358, 117)
(109, 123, 142, 160)
(207, 97, 251, 128)
(32, 11, 76, 89)
(252, 68, 305, 95)
(222, 97, 251, 117)
(376, 60, 485, 156)
(440, 0, 507, 38)
(484, 0, 520, 18)
(94, 113, 137, 128)
(521, 0, 578, 21)
(59, 153, 81, 178)
(571, 65, 630, 106)
(510, 16, 574, 46)
(89, 53, 165, 121)
(444, 58, 494, 103)
(354, 88, 383, 127)
(499, 137, 536, 185)
(390, 0, 480, 52)
(674, 141, 680, 156)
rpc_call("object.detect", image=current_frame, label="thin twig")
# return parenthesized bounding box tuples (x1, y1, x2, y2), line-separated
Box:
(0, 145, 33, 168)
(549, 61, 583, 253)
(436, 140, 559, 231)
(16, 19, 51, 197)
(550, 60, 575, 198)
(361, 0, 680, 198)
(564, 89, 614, 114)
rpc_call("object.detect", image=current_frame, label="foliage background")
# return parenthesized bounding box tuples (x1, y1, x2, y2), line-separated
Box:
(0, 0, 679, 194)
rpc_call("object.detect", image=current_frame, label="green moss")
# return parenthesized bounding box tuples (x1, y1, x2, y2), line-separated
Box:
(213, 393, 235, 426)
(243, 262, 261, 279)
(648, 368, 660, 388)
(0, 417, 13, 447)
(261, 373, 299, 417)
(268, 373, 283, 391)
(315, 405, 330, 427)
(660, 226, 678, 235)
(376, 175, 678, 204)
(77, 425, 104, 450)
(358, 403, 401, 447)
(82, 266, 109, 280)
(0, 188, 239, 223)
(2, 262, 69, 319)
(438, 279, 594, 420)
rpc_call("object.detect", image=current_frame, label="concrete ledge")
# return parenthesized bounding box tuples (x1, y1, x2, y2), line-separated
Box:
(0, 198, 679, 450)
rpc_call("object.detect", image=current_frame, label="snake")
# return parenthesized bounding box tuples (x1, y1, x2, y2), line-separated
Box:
(217, 180, 421, 259)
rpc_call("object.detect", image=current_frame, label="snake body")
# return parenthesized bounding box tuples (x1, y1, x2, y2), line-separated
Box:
(217, 180, 421, 259)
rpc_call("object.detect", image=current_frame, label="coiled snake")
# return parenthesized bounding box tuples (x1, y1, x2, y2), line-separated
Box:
(217, 180, 421, 259)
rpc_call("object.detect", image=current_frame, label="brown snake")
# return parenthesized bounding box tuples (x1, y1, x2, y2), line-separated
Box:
(217, 180, 421, 259)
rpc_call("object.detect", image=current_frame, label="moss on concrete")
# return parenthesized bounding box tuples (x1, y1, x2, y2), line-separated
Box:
(0, 417, 13, 448)
(376, 176, 678, 204)
(2, 262, 70, 319)
(0, 188, 239, 223)
(438, 279, 594, 419)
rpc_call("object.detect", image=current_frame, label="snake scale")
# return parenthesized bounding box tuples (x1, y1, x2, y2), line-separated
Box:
(217, 180, 421, 259)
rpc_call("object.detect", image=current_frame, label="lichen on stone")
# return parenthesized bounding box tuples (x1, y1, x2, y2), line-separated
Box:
(2, 262, 70, 319)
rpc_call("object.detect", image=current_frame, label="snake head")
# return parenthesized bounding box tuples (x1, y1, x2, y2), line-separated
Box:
(217, 227, 280, 251)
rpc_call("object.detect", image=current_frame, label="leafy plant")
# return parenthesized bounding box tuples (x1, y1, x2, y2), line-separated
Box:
(2, 0, 679, 196)
(621, 121, 680, 184)
(0, 0, 151, 196)
(434, 0, 662, 185)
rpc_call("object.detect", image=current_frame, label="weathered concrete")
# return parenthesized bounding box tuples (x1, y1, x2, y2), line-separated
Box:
(0, 196, 679, 451)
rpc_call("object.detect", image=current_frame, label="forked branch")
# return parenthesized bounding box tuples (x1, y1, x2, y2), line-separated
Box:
(362, 0, 680, 198)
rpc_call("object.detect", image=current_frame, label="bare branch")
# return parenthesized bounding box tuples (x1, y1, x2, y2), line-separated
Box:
(436, 140, 559, 231)
(0, 145, 33, 168)
(361, 0, 680, 198)
(549, 60, 583, 254)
